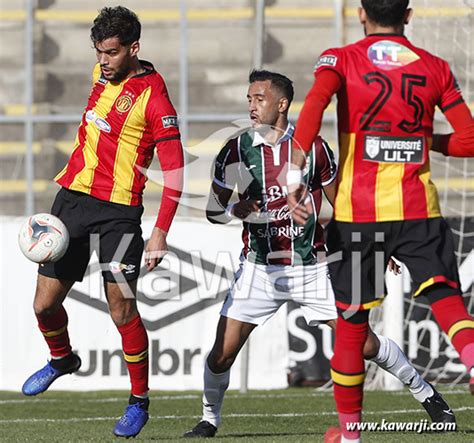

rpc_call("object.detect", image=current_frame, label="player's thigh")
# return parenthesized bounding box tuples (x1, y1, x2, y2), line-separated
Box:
(34, 273, 75, 314)
(393, 218, 461, 297)
(38, 188, 91, 282)
(326, 220, 389, 311)
(292, 262, 337, 326)
(220, 260, 285, 325)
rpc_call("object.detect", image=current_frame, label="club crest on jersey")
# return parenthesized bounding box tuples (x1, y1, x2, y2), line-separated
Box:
(368, 40, 420, 70)
(162, 115, 178, 128)
(315, 55, 337, 69)
(115, 95, 133, 113)
(365, 137, 380, 159)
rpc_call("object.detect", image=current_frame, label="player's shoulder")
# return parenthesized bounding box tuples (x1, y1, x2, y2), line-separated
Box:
(406, 41, 449, 68)
(92, 63, 102, 84)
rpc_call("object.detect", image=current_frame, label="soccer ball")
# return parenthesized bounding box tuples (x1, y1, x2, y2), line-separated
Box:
(18, 213, 69, 263)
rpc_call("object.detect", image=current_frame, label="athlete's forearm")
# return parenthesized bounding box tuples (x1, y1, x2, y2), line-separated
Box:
(293, 69, 341, 154)
(155, 138, 184, 231)
(434, 102, 474, 157)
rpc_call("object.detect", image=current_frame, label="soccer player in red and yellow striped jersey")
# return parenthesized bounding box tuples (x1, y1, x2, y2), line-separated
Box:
(288, 1, 474, 441)
(21, 7, 183, 438)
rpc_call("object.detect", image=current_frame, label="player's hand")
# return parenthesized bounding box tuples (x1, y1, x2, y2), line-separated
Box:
(388, 257, 401, 274)
(231, 199, 261, 220)
(287, 184, 313, 225)
(144, 227, 168, 271)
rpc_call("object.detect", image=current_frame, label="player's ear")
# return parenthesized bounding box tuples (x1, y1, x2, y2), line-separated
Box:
(129, 41, 140, 57)
(279, 97, 289, 113)
(358, 7, 367, 25)
(404, 8, 413, 25)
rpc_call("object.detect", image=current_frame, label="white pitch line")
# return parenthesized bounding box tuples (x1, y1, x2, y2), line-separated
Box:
(0, 407, 473, 424)
(0, 389, 469, 405)
(1, 390, 468, 404)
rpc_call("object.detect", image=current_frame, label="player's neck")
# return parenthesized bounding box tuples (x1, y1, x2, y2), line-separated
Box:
(365, 23, 405, 37)
(263, 117, 289, 146)
(126, 58, 146, 79)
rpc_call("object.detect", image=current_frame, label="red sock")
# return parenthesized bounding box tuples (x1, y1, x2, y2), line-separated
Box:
(331, 316, 368, 440)
(118, 315, 149, 396)
(36, 305, 72, 358)
(431, 295, 474, 370)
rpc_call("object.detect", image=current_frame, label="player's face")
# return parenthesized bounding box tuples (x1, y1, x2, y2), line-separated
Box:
(247, 80, 281, 128)
(95, 37, 138, 82)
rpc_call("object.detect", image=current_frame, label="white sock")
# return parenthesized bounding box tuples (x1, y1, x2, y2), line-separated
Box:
(202, 360, 230, 428)
(371, 334, 433, 403)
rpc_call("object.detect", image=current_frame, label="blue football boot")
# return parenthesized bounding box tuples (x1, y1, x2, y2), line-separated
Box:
(113, 395, 149, 438)
(22, 353, 81, 396)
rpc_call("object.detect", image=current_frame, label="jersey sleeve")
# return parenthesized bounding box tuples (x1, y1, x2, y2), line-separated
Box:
(145, 75, 181, 144)
(439, 62, 464, 112)
(213, 138, 240, 191)
(314, 137, 337, 186)
(314, 47, 344, 80)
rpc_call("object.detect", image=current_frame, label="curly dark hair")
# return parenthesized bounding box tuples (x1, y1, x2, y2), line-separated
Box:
(361, 0, 410, 27)
(249, 69, 294, 106)
(90, 6, 141, 46)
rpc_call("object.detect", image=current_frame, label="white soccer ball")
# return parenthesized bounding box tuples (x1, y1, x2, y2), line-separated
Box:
(18, 213, 70, 263)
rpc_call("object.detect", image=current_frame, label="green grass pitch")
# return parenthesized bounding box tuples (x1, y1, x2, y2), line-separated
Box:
(0, 388, 472, 442)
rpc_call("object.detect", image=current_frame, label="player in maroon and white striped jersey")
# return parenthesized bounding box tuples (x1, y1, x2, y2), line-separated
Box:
(183, 70, 447, 439)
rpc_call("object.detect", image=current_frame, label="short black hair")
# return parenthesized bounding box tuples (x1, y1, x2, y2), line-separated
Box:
(361, 0, 409, 27)
(90, 6, 141, 46)
(249, 69, 294, 105)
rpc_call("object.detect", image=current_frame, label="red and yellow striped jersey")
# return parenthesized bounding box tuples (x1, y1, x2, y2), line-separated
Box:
(56, 61, 181, 206)
(315, 35, 464, 222)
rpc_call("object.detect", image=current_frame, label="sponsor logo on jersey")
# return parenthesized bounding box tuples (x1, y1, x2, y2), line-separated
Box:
(115, 95, 133, 113)
(368, 40, 420, 70)
(363, 135, 424, 163)
(267, 185, 288, 203)
(256, 225, 305, 240)
(162, 115, 179, 128)
(95, 117, 111, 133)
(315, 54, 337, 69)
(85, 110, 97, 122)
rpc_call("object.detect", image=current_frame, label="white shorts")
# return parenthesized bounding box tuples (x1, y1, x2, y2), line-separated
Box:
(220, 259, 337, 326)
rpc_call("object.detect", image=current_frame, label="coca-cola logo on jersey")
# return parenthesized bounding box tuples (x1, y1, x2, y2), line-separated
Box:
(265, 204, 292, 222)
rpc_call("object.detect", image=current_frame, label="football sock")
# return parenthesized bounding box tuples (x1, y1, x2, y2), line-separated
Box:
(430, 295, 474, 371)
(118, 315, 149, 397)
(371, 334, 433, 402)
(129, 394, 150, 411)
(331, 315, 368, 441)
(341, 436, 361, 443)
(202, 359, 230, 428)
(36, 305, 72, 358)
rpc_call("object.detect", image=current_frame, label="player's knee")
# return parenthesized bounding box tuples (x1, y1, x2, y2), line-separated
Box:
(33, 301, 59, 317)
(362, 334, 379, 359)
(207, 352, 235, 373)
(109, 305, 138, 327)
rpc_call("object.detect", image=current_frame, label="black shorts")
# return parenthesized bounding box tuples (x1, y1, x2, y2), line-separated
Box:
(326, 218, 461, 312)
(39, 188, 144, 283)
